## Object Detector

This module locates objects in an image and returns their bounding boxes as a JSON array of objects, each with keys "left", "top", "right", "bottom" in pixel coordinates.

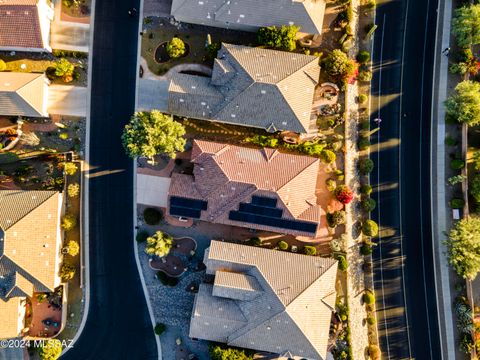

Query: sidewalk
[{"left": 431, "top": 0, "right": 457, "bottom": 358}]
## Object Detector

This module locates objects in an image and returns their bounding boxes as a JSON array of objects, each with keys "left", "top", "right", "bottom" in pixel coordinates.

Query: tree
[
  {"left": 60, "top": 262, "right": 76, "bottom": 281},
  {"left": 452, "top": 4, "right": 480, "bottom": 48},
  {"left": 37, "top": 339, "right": 62, "bottom": 360},
  {"left": 362, "top": 219, "right": 379, "bottom": 237},
  {"left": 143, "top": 207, "right": 163, "bottom": 225},
  {"left": 323, "top": 49, "right": 358, "bottom": 80},
  {"left": 357, "top": 69, "right": 372, "bottom": 82},
  {"left": 257, "top": 25, "right": 299, "bottom": 51},
  {"left": 62, "top": 162, "right": 78, "bottom": 175},
  {"left": 335, "top": 185, "right": 354, "bottom": 204},
  {"left": 145, "top": 231, "right": 173, "bottom": 257},
  {"left": 278, "top": 240, "right": 289, "bottom": 250},
  {"left": 445, "top": 216, "right": 480, "bottom": 280},
  {"left": 361, "top": 184, "right": 373, "bottom": 195},
  {"left": 471, "top": 173, "right": 480, "bottom": 203},
  {"left": 472, "top": 151, "right": 480, "bottom": 170},
  {"left": 0, "top": 59, "right": 6, "bottom": 72},
  {"left": 362, "top": 290, "right": 375, "bottom": 305},
  {"left": 166, "top": 37, "right": 186, "bottom": 59},
  {"left": 122, "top": 110, "right": 186, "bottom": 160},
  {"left": 327, "top": 210, "right": 346, "bottom": 227},
  {"left": 303, "top": 245, "right": 317, "bottom": 255},
  {"left": 209, "top": 345, "right": 254, "bottom": 360},
  {"left": 136, "top": 230, "right": 149, "bottom": 243},
  {"left": 61, "top": 213, "right": 77, "bottom": 231},
  {"left": 450, "top": 49, "right": 480, "bottom": 76},
  {"left": 54, "top": 58, "right": 75, "bottom": 82},
  {"left": 320, "top": 149, "right": 336, "bottom": 164},
  {"left": 154, "top": 323, "right": 166, "bottom": 335},
  {"left": 356, "top": 50, "right": 371, "bottom": 64},
  {"left": 445, "top": 81, "right": 480, "bottom": 125},
  {"left": 361, "top": 197, "right": 376, "bottom": 212},
  {"left": 358, "top": 158, "right": 374, "bottom": 174},
  {"left": 67, "top": 183, "right": 80, "bottom": 198},
  {"left": 64, "top": 240, "right": 79, "bottom": 256}
]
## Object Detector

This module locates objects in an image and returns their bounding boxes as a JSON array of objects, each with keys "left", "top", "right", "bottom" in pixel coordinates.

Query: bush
[
  {"left": 361, "top": 197, "right": 376, "bottom": 212},
  {"left": 0, "top": 59, "right": 6, "bottom": 72},
  {"left": 367, "top": 315, "right": 377, "bottom": 325},
  {"left": 450, "top": 198, "right": 465, "bottom": 209},
  {"left": 358, "top": 69, "right": 373, "bottom": 82},
  {"left": 470, "top": 173, "right": 480, "bottom": 203},
  {"left": 257, "top": 25, "right": 299, "bottom": 51},
  {"left": 362, "top": 220, "right": 379, "bottom": 237},
  {"left": 445, "top": 136, "right": 457, "bottom": 146},
  {"left": 303, "top": 245, "right": 317, "bottom": 256},
  {"left": 67, "top": 183, "right": 80, "bottom": 198},
  {"left": 326, "top": 178, "right": 337, "bottom": 192},
  {"left": 360, "top": 243, "right": 373, "bottom": 255},
  {"left": 323, "top": 49, "right": 358, "bottom": 80},
  {"left": 205, "top": 42, "right": 221, "bottom": 61},
  {"left": 356, "top": 50, "right": 371, "bottom": 64},
  {"left": 320, "top": 149, "right": 336, "bottom": 164},
  {"left": 368, "top": 345, "right": 381, "bottom": 360},
  {"left": 154, "top": 323, "right": 166, "bottom": 335},
  {"left": 278, "top": 240, "right": 289, "bottom": 251},
  {"left": 358, "top": 136, "right": 371, "bottom": 151},
  {"left": 60, "top": 262, "right": 76, "bottom": 281},
  {"left": 358, "top": 158, "right": 374, "bottom": 174},
  {"left": 143, "top": 207, "right": 162, "bottom": 225},
  {"left": 37, "top": 339, "right": 62, "bottom": 360},
  {"left": 63, "top": 162, "right": 78, "bottom": 175},
  {"left": 59, "top": 132, "right": 69, "bottom": 140},
  {"left": 246, "top": 237, "right": 261, "bottom": 246},
  {"left": 61, "top": 214, "right": 77, "bottom": 231},
  {"left": 209, "top": 345, "right": 254, "bottom": 360},
  {"left": 451, "top": 159, "right": 465, "bottom": 170},
  {"left": 361, "top": 184, "right": 373, "bottom": 195},
  {"left": 336, "top": 185, "right": 354, "bottom": 204},
  {"left": 363, "top": 290, "right": 375, "bottom": 305},
  {"left": 358, "top": 93, "right": 368, "bottom": 104},
  {"left": 338, "top": 255, "right": 348, "bottom": 271},
  {"left": 54, "top": 58, "right": 75, "bottom": 82},
  {"left": 65, "top": 240, "right": 79, "bottom": 256},
  {"left": 136, "top": 230, "right": 149, "bottom": 243},
  {"left": 145, "top": 231, "right": 173, "bottom": 257},
  {"left": 166, "top": 37, "right": 186, "bottom": 59},
  {"left": 327, "top": 210, "right": 346, "bottom": 227}
]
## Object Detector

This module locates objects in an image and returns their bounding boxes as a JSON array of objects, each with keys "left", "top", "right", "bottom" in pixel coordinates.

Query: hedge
[{"left": 143, "top": 208, "right": 163, "bottom": 225}]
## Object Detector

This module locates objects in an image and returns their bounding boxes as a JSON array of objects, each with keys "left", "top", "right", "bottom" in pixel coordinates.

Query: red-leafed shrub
[{"left": 335, "top": 185, "right": 354, "bottom": 204}]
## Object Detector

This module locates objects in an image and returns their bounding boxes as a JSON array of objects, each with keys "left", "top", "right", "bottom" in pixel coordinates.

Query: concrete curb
[{"left": 60, "top": 0, "right": 95, "bottom": 353}]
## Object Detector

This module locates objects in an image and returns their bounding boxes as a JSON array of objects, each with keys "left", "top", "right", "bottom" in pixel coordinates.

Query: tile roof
[
  {"left": 0, "top": 297, "right": 22, "bottom": 339},
  {"left": 171, "top": 0, "right": 326, "bottom": 34},
  {"left": 168, "top": 44, "right": 320, "bottom": 133},
  {"left": 0, "top": 0, "right": 45, "bottom": 49},
  {"left": 189, "top": 241, "right": 338, "bottom": 360},
  {"left": 168, "top": 140, "right": 325, "bottom": 237},
  {"left": 0, "top": 72, "right": 48, "bottom": 117}
]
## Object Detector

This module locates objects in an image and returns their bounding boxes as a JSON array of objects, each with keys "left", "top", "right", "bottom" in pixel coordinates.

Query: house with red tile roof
[
  {"left": 167, "top": 140, "right": 328, "bottom": 238},
  {"left": 0, "top": 0, "right": 54, "bottom": 52}
]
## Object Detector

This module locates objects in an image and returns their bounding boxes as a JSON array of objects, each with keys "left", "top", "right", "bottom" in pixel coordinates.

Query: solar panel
[
  {"left": 238, "top": 203, "right": 283, "bottom": 218},
  {"left": 229, "top": 211, "right": 317, "bottom": 234},
  {"left": 170, "top": 206, "right": 201, "bottom": 219},
  {"left": 170, "top": 196, "right": 208, "bottom": 210},
  {"left": 251, "top": 195, "right": 277, "bottom": 208}
]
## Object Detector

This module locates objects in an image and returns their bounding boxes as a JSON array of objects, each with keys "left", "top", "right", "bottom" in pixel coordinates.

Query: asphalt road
[
  {"left": 60, "top": 0, "right": 158, "bottom": 359},
  {"left": 371, "top": 0, "right": 441, "bottom": 359}
]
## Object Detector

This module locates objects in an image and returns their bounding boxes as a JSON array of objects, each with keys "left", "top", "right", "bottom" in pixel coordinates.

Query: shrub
[
  {"left": 209, "top": 345, "right": 254, "bottom": 360},
  {"left": 362, "top": 220, "right": 379, "bottom": 237},
  {"left": 320, "top": 149, "right": 336, "bottom": 164},
  {"left": 327, "top": 210, "right": 346, "bottom": 227},
  {"left": 143, "top": 207, "right": 162, "bottom": 225},
  {"left": 145, "top": 231, "right": 173, "bottom": 257},
  {"left": 37, "top": 339, "right": 62, "bottom": 360},
  {"left": 246, "top": 237, "right": 261, "bottom": 246},
  {"left": 303, "top": 245, "right": 317, "bottom": 256},
  {"left": 60, "top": 262, "right": 76, "bottom": 281},
  {"left": 67, "top": 183, "right": 80, "bottom": 198},
  {"left": 361, "top": 184, "right": 373, "bottom": 195},
  {"left": 205, "top": 42, "right": 221, "bottom": 61},
  {"left": 278, "top": 240, "right": 289, "bottom": 251},
  {"left": 360, "top": 243, "right": 373, "bottom": 255},
  {"left": 0, "top": 59, "right": 6, "bottom": 72},
  {"left": 367, "top": 315, "right": 377, "bottom": 325},
  {"left": 445, "top": 136, "right": 457, "bottom": 146},
  {"left": 154, "top": 323, "right": 166, "bottom": 335},
  {"left": 336, "top": 185, "right": 354, "bottom": 204},
  {"left": 59, "top": 132, "right": 69, "bottom": 140},
  {"left": 65, "top": 240, "right": 79, "bottom": 256},
  {"left": 358, "top": 93, "right": 368, "bottom": 104},
  {"left": 61, "top": 214, "right": 77, "bottom": 231},
  {"left": 338, "top": 255, "right": 348, "bottom": 271},
  {"left": 361, "top": 197, "right": 376, "bottom": 212},
  {"left": 368, "top": 344, "right": 381, "bottom": 360},
  {"left": 363, "top": 290, "right": 375, "bottom": 305},
  {"left": 323, "top": 49, "right": 358, "bottom": 80},
  {"left": 326, "top": 178, "right": 337, "bottom": 192},
  {"left": 450, "top": 198, "right": 465, "bottom": 209},
  {"left": 136, "top": 230, "right": 149, "bottom": 243},
  {"left": 358, "top": 158, "right": 374, "bottom": 174},
  {"left": 62, "top": 162, "right": 78, "bottom": 175},
  {"left": 470, "top": 173, "right": 480, "bottom": 203},
  {"left": 358, "top": 136, "right": 371, "bottom": 150},
  {"left": 166, "top": 37, "right": 186, "bottom": 59},
  {"left": 356, "top": 50, "right": 371, "bottom": 64},
  {"left": 451, "top": 159, "right": 465, "bottom": 170},
  {"left": 257, "top": 25, "right": 299, "bottom": 51},
  {"left": 54, "top": 58, "right": 75, "bottom": 82},
  {"left": 358, "top": 69, "right": 373, "bottom": 82}
]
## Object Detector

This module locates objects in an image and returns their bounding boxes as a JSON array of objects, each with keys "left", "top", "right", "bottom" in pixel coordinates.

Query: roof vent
[{"left": 266, "top": 326, "right": 271, "bottom": 330}]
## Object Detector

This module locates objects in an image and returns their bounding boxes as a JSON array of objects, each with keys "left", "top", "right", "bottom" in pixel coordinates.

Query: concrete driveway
[
  {"left": 137, "top": 78, "right": 169, "bottom": 112},
  {"left": 47, "top": 85, "right": 87, "bottom": 117},
  {"left": 143, "top": 0, "right": 172, "bottom": 17},
  {"left": 0, "top": 347, "right": 24, "bottom": 360},
  {"left": 50, "top": 0, "right": 90, "bottom": 52},
  {"left": 137, "top": 173, "right": 171, "bottom": 208}
]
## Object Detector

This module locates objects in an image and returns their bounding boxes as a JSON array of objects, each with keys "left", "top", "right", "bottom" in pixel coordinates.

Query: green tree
[
  {"left": 445, "top": 81, "right": 480, "bottom": 125},
  {"left": 362, "top": 219, "right": 378, "bottom": 237},
  {"left": 356, "top": 50, "right": 371, "bottom": 64},
  {"left": 209, "top": 345, "right": 254, "bottom": 360},
  {"left": 450, "top": 49, "right": 479, "bottom": 76},
  {"left": 472, "top": 151, "right": 480, "bottom": 170},
  {"left": 257, "top": 25, "right": 300, "bottom": 51},
  {"left": 446, "top": 216, "right": 480, "bottom": 280},
  {"left": 54, "top": 58, "right": 75, "bottom": 82},
  {"left": 320, "top": 149, "right": 336, "bottom": 164},
  {"left": 61, "top": 213, "right": 77, "bottom": 231},
  {"left": 472, "top": 173, "right": 480, "bottom": 204},
  {"left": 323, "top": 49, "right": 357, "bottom": 80},
  {"left": 358, "top": 158, "right": 374, "bottom": 174},
  {"left": 64, "top": 240, "right": 79, "bottom": 257},
  {"left": 122, "top": 110, "right": 186, "bottom": 160},
  {"left": 145, "top": 231, "right": 173, "bottom": 257},
  {"left": 452, "top": 4, "right": 480, "bottom": 48},
  {"left": 37, "top": 339, "right": 62, "bottom": 360},
  {"left": 60, "top": 262, "right": 76, "bottom": 281},
  {"left": 0, "top": 59, "right": 6, "bottom": 72},
  {"left": 166, "top": 37, "right": 186, "bottom": 59},
  {"left": 361, "top": 197, "right": 376, "bottom": 212},
  {"left": 363, "top": 290, "right": 375, "bottom": 305}
]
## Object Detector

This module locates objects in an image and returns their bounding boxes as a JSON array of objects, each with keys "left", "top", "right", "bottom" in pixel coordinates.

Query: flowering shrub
[{"left": 335, "top": 185, "right": 354, "bottom": 204}]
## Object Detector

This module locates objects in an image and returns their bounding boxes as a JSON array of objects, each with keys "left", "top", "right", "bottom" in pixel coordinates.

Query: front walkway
[
  {"left": 47, "top": 85, "right": 88, "bottom": 117},
  {"left": 50, "top": 0, "right": 90, "bottom": 52}
]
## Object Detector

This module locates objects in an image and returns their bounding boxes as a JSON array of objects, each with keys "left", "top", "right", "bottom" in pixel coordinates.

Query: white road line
[{"left": 376, "top": 13, "right": 391, "bottom": 360}]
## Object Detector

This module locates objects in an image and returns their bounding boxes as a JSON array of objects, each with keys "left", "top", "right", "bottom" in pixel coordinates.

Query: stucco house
[
  {"left": 0, "top": 72, "right": 49, "bottom": 117},
  {"left": 190, "top": 240, "right": 338, "bottom": 360},
  {"left": 171, "top": 0, "right": 326, "bottom": 34},
  {"left": 168, "top": 43, "right": 320, "bottom": 134},
  {"left": 167, "top": 140, "right": 328, "bottom": 238},
  {"left": 0, "top": 190, "right": 63, "bottom": 339},
  {"left": 0, "top": 0, "right": 54, "bottom": 53}
]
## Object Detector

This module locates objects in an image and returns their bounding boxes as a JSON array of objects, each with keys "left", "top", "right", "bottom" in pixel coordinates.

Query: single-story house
[
  {"left": 0, "top": 72, "right": 49, "bottom": 117},
  {"left": 0, "top": 0, "right": 54, "bottom": 53},
  {"left": 168, "top": 43, "right": 320, "bottom": 134},
  {"left": 171, "top": 0, "right": 326, "bottom": 34},
  {"left": 189, "top": 240, "right": 338, "bottom": 360},
  {"left": 0, "top": 190, "right": 63, "bottom": 339},
  {"left": 167, "top": 140, "right": 328, "bottom": 238}
]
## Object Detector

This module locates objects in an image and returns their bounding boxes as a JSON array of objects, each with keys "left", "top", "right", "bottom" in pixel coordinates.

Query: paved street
[
  {"left": 371, "top": 0, "right": 441, "bottom": 359},
  {"left": 60, "top": 0, "right": 158, "bottom": 358}
]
